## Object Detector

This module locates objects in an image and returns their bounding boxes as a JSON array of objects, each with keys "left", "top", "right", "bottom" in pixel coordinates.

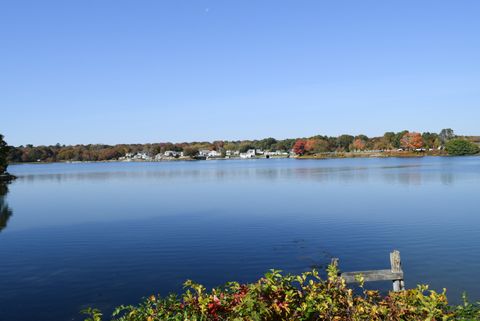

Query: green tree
[
  {"left": 239, "top": 143, "right": 254, "bottom": 153},
  {"left": 336, "top": 135, "right": 354, "bottom": 151},
  {"left": 355, "top": 134, "right": 369, "bottom": 142},
  {"left": 439, "top": 128, "right": 455, "bottom": 145},
  {"left": 422, "top": 132, "right": 440, "bottom": 149},
  {"left": 258, "top": 137, "right": 277, "bottom": 150},
  {"left": 183, "top": 146, "right": 199, "bottom": 157},
  {"left": 0, "top": 135, "right": 10, "bottom": 175},
  {"left": 272, "top": 139, "right": 295, "bottom": 151},
  {"left": 393, "top": 130, "right": 408, "bottom": 149},
  {"left": 223, "top": 142, "right": 238, "bottom": 151},
  {"left": 445, "top": 139, "right": 479, "bottom": 156},
  {"left": 382, "top": 132, "right": 396, "bottom": 149}
]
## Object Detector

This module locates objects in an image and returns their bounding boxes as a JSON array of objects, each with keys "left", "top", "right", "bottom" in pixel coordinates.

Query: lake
[{"left": 1, "top": 157, "right": 480, "bottom": 321}]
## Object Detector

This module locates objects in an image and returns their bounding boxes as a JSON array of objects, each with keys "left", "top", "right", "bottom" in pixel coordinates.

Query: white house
[
  {"left": 240, "top": 149, "right": 256, "bottom": 159},
  {"left": 134, "top": 152, "right": 152, "bottom": 160},
  {"left": 164, "top": 151, "right": 180, "bottom": 157},
  {"left": 264, "top": 150, "right": 288, "bottom": 156},
  {"left": 226, "top": 150, "right": 240, "bottom": 156},
  {"left": 207, "top": 150, "right": 222, "bottom": 158}
]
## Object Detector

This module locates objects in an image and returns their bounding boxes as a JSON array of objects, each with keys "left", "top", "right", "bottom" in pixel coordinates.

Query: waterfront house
[
  {"left": 164, "top": 151, "right": 181, "bottom": 157},
  {"left": 226, "top": 150, "right": 240, "bottom": 156},
  {"left": 207, "top": 150, "right": 222, "bottom": 158},
  {"left": 240, "top": 149, "right": 256, "bottom": 159}
]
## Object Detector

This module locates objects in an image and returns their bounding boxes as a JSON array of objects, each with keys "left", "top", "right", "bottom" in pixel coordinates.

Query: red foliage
[{"left": 293, "top": 140, "right": 307, "bottom": 155}]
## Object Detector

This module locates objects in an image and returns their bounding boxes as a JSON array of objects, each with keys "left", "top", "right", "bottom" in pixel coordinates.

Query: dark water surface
[{"left": 1, "top": 157, "right": 479, "bottom": 321}]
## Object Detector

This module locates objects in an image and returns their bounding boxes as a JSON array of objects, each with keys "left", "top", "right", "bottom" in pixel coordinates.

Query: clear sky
[{"left": 1, "top": 0, "right": 480, "bottom": 146}]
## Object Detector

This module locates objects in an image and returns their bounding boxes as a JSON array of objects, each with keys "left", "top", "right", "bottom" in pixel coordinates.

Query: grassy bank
[{"left": 82, "top": 265, "right": 480, "bottom": 321}]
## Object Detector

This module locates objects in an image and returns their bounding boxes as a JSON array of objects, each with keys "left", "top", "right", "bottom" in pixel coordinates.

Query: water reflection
[
  {"left": 12, "top": 164, "right": 469, "bottom": 186},
  {"left": 0, "top": 182, "right": 13, "bottom": 233}
]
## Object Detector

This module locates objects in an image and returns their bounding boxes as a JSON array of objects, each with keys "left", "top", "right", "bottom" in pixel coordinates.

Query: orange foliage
[
  {"left": 400, "top": 132, "right": 424, "bottom": 150},
  {"left": 352, "top": 138, "right": 366, "bottom": 151},
  {"left": 304, "top": 139, "right": 316, "bottom": 152}
]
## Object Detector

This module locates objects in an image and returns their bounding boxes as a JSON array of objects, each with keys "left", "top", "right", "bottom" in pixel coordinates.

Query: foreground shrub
[
  {"left": 83, "top": 265, "right": 480, "bottom": 321},
  {"left": 445, "top": 139, "right": 480, "bottom": 156}
]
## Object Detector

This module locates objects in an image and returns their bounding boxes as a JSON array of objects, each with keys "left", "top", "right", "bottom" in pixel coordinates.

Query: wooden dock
[{"left": 333, "top": 250, "right": 405, "bottom": 291}]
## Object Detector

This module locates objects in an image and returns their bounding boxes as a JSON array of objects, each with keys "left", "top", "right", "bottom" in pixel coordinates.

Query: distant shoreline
[{"left": 9, "top": 150, "right": 477, "bottom": 167}]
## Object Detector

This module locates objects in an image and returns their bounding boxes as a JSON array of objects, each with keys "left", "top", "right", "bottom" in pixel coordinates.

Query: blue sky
[{"left": 1, "top": 0, "right": 480, "bottom": 146}]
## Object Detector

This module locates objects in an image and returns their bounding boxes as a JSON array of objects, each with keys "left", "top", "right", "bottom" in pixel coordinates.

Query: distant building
[
  {"left": 164, "top": 151, "right": 180, "bottom": 157},
  {"left": 122, "top": 152, "right": 152, "bottom": 161},
  {"left": 226, "top": 150, "right": 240, "bottom": 156},
  {"left": 240, "top": 149, "right": 256, "bottom": 159},
  {"left": 207, "top": 150, "right": 222, "bottom": 158},
  {"left": 197, "top": 150, "right": 222, "bottom": 158},
  {"left": 264, "top": 150, "right": 289, "bottom": 156}
]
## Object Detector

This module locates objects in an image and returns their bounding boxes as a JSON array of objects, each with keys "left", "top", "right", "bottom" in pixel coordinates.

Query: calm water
[{"left": 1, "top": 157, "right": 480, "bottom": 321}]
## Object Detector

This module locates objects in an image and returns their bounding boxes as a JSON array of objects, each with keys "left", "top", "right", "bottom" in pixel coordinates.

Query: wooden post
[{"left": 390, "top": 250, "right": 405, "bottom": 291}]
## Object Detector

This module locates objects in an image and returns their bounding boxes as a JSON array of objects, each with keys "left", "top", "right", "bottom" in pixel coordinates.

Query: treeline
[
  {"left": 6, "top": 128, "right": 480, "bottom": 163},
  {"left": 7, "top": 138, "right": 296, "bottom": 163},
  {"left": 293, "top": 129, "right": 459, "bottom": 155}
]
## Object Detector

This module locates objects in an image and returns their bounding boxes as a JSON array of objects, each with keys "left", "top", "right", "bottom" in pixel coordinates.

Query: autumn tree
[
  {"left": 293, "top": 140, "right": 307, "bottom": 155},
  {"left": 400, "top": 132, "right": 424, "bottom": 150},
  {"left": 351, "top": 139, "right": 365, "bottom": 151},
  {"left": 304, "top": 138, "right": 329, "bottom": 154}
]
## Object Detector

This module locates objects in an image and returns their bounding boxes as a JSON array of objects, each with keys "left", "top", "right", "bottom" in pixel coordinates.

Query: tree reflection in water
[{"left": 0, "top": 182, "right": 12, "bottom": 233}]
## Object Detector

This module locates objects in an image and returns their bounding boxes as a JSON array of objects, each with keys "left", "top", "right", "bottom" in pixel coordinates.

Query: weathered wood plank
[
  {"left": 332, "top": 250, "right": 405, "bottom": 291},
  {"left": 390, "top": 250, "right": 405, "bottom": 291},
  {"left": 341, "top": 269, "right": 404, "bottom": 283}
]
